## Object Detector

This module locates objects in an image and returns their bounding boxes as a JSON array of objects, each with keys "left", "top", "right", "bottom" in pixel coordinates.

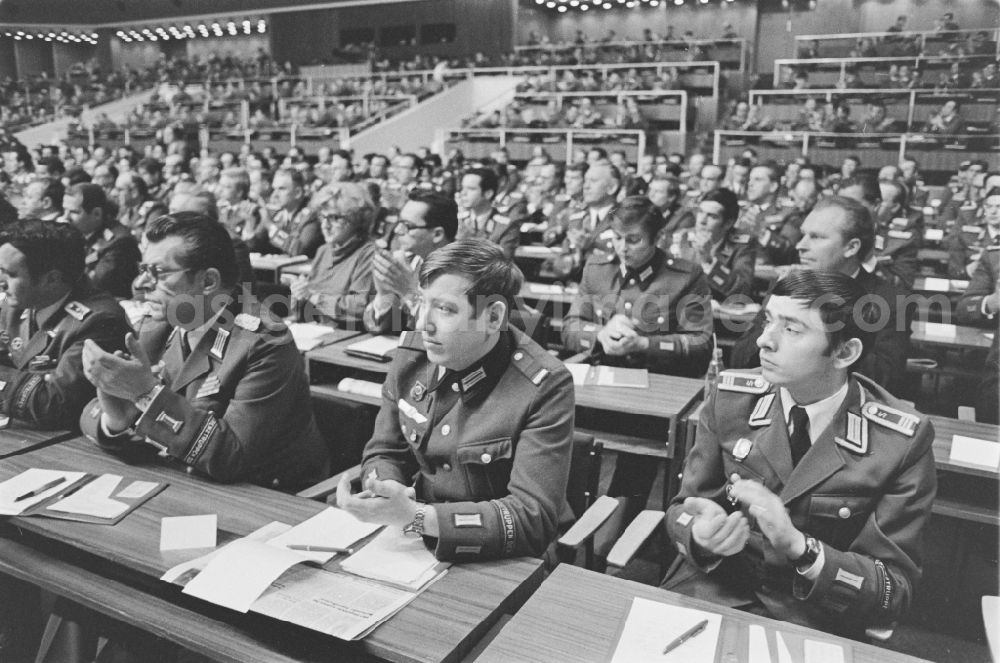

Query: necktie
[
  {"left": 789, "top": 405, "right": 811, "bottom": 466},
  {"left": 179, "top": 331, "right": 192, "bottom": 360}
]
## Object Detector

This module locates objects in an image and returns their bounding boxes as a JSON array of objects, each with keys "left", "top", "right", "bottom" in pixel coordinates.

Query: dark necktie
[{"left": 789, "top": 405, "right": 811, "bottom": 466}]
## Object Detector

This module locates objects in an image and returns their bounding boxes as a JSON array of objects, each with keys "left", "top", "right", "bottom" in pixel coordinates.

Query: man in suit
[
  {"left": 0, "top": 219, "right": 131, "bottom": 431},
  {"left": 455, "top": 167, "right": 520, "bottom": 260},
  {"left": 730, "top": 196, "right": 910, "bottom": 395},
  {"left": 62, "top": 183, "right": 140, "bottom": 299},
  {"left": 337, "top": 239, "right": 574, "bottom": 562},
  {"left": 664, "top": 270, "right": 937, "bottom": 638},
  {"left": 80, "top": 212, "right": 328, "bottom": 491}
]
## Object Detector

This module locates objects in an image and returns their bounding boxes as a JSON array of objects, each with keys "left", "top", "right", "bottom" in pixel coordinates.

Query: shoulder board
[
  {"left": 717, "top": 371, "right": 770, "bottom": 394},
  {"left": 139, "top": 200, "right": 156, "bottom": 213},
  {"left": 103, "top": 228, "right": 115, "bottom": 242},
  {"left": 509, "top": 342, "right": 551, "bottom": 386},
  {"left": 509, "top": 191, "right": 524, "bottom": 200},
  {"left": 233, "top": 313, "right": 261, "bottom": 332},
  {"left": 64, "top": 301, "right": 91, "bottom": 321},
  {"left": 493, "top": 214, "right": 510, "bottom": 225},
  {"left": 664, "top": 256, "right": 693, "bottom": 272},
  {"left": 398, "top": 330, "right": 424, "bottom": 350},
  {"left": 861, "top": 402, "right": 919, "bottom": 437}
]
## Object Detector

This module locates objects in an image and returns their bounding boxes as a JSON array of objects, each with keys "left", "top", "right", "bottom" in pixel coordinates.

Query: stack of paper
[
  {"left": 344, "top": 335, "right": 399, "bottom": 362},
  {"left": 610, "top": 598, "right": 721, "bottom": 663},
  {"left": 47, "top": 474, "right": 128, "bottom": 520},
  {"left": 266, "top": 507, "right": 381, "bottom": 563},
  {"left": 565, "top": 364, "right": 650, "bottom": 389},
  {"left": 288, "top": 322, "right": 337, "bottom": 351},
  {"left": 340, "top": 526, "right": 448, "bottom": 591}
]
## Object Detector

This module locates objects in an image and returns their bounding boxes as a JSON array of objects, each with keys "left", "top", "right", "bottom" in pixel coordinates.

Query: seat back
[{"left": 565, "top": 432, "right": 603, "bottom": 520}]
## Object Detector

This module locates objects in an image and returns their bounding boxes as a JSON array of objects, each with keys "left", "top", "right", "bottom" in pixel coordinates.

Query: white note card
[
  {"left": 922, "top": 277, "right": 950, "bottom": 292},
  {"left": 950, "top": 435, "right": 1000, "bottom": 470},
  {"left": 923, "top": 322, "right": 957, "bottom": 339},
  {"left": 804, "top": 639, "right": 845, "bottom": 663},
  {"left": 266, "top": 507, "right": 381, "bottom": 563},
  {"left": 183, "top": 538, "right": 306, "bottom": 612},
  {"left": 160, "top": 514, "right": 218, "bottom": 551},
  {"left": 609, "top": 597, "right": 721, "bottom": 663}
]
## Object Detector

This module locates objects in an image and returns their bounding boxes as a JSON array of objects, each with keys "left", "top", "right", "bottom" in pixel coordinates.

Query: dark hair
[
  {"left": 274, "top": 167, "right": 305, "bottom": 190},
  {"left": 702, "top": 188, "right": 740, "bottom": 225},
  {"left": 145, "top": 212, "right": 238, "bottom": 288},
  {"left": 419, "top": 238, "right": 523, "bottom": 321},
  {"left": 566, "top": 161, "right": 588, "bottom": 177},
  {"left": 1, "top": 219, "right": 85, "bottom": 282},
  {"left": 463, "top": 167, "right": 498, "bottom": 198},
  {"left": 771, "top": 269, "right": 874, "bottom": 365},
  {"left": 37, "top": 155, "right": 65, "bottom": 176},
  {"left": 984, "top": 186, "right": 1000, "bottom": 200},
  {"left": 810, "top": 196, "right": 876, "bottom": 259},
  {"left": 408, "top": 189, "right": 458, "bottom": 240},
  {"left": 880, "top": 179, "right": 908, "bottom": 209},
  {"left": 587, "top": 147, "right": 608, "bottom": 160},
  {"left": 123, "top": 172, "right": 149, "bottom": 199},
  {"left": 137, "top": 157, "right": 163, "bottom": 176},
  {"left": 67, "top": 183, "right": 108, "bottom": 216},
  {"left": 34, "top": 177, "right": 65, "bottom": 212},
  {"left": 398, "top": 153, "right": 423, "bottom": 173},
  {"left": 64, "top": 166, "right": 91, "bottom": 186},
  {"left": 608, "top": 195, "right": 666, "bottom": 241},
  {"left": 753, "top": 161, "right": 781, "bottom": 183},
  {"left": 839, "top": 175, "right": 880, "bottom": 205}
]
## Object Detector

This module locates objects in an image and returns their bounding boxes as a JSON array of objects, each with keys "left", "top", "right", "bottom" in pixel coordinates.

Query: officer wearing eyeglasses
[
  {"left": 79, "top": 211, "right": 329, "bottom": 490},
  {"left": 364, "top": 189, "right": 458, "bottom": 335}
]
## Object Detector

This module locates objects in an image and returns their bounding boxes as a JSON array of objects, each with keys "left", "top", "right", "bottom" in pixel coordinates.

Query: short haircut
[
  {"left": 137, "top": 157, "right": 163, "bottom": 176},
  {"left": 145, "top": 212, "right": 238, "bottom": 288},
  {"left": 409, "top": 189, "right": 458, "bottom": 240},
  {"left": 588, "top": 147, "right": 608, "bottom": 160},
  {"left": 37, "top": 177, "right": 66, "bottom": 210},
  {"left": 67, "top": 183, "right": 108, "bottom": 215},
  {"left": 220, "top": 167, "right": 250, "bottom": 198},
  {"left": 839, "top": 175, "right": 880, "bottom": 205},
  {"left": 880, "top": 179, "right": 908, "bottom": 208},
  {"left": 399, "top": 153, "right": 423, "bottom": 173},
  {"left": 650, "top": 173, "right": 681, "bottom": 196},
  {"left": 419, "top": 238, "right": 523, "bottom": 321},
  {"left": 64, "top": 166, "right": 91, "bottom": 186},
  {"left": 37, "top": 155, "right": 65, "bottom": 175},
  {"left": 566, "top": 161, "right": 588, "bottom": 177},
  {"left": 609, "top": 195, "right": 666, "bottom": 241},
  {"left": 122, "top": 172, "right": 149, "bottom": 199},
  {"left": 772, "top": 269, "right": 874, "bottom": 365},
  {"left": 702, "top": 188, "right": 740, "bottom": 225},
  {"left": 983, "top": 186, "right": 1000, "bottom": 200},
  {"left": 754, "top": 161, "right": 781, "bottom": 182},
  {"left": 811, "top": 196, "right": 876, "bottom": 259},
  {"left": 464, "top": 167, "right": 498, "bottom": 197},
  {"left": 1, "top": 219, "right": 85, "bottom": 283},
  {"left": 274, "top": 167, "right": 305, "bottom": 190}
]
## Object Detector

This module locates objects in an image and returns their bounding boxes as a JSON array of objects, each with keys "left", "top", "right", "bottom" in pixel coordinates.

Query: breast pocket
[
  {"left": 455, "top": 437, "right": 513, "bottom": 499},
  {"left": 806, "top": 494, "right": 874, "bottom": 551}
]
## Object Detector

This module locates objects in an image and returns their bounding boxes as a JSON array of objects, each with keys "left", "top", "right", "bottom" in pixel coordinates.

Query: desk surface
[
  {"left": 911, "top": 321, "right": 994, "bottom": 350},
  {"left": 0, "top": 437, "right": 544, "bottom": 663},
  {"left": 0, "top": 426, "right": 74, "bottom": 459},
  {"left": 474, "top": 564, "right": 930, "bottom": 663},
  {"left": 928, "top": 415, "right": 1000, "bottom": 479}
]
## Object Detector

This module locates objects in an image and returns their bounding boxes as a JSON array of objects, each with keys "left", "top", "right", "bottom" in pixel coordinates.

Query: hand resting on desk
[{"left": 336, "top": 472, "right": 439, "bottom": 536}]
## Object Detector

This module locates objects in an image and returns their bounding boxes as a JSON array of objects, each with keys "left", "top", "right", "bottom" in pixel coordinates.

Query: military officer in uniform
[
  {"left": 456, "top": 167, "right": 520, "bottom": 260},
  {"left": 841, "top": 177, "right": 920, "bottom": 290},
  {"left": 956, "top": 192, "right": 1000, "bottom": 329},
  {"left": 337, "top": 239, "right": 574, "bottom": 562},
  {"left": 562, "top": 195, "right": 714, "bottom": 377},
  {"left": 663, "top": 270, "right": 936, "bottom": 638},
  {"left": 0, "top": 219, "right": 131, "bottom": 430},
  {"left": 945, "top": 186, "right": 1000, "bottom": 279},
  {"left": 62, "top": 183, "right": 141, "bottom": 299},
  {"left": 80, "top": 212, "right": 328, "bottom": 490},
  {"left": 254, "top": 168, "right": 322, "bottom": 259},
  {"left": 755, "top": 179, "right": 817, "bottom": 267}
]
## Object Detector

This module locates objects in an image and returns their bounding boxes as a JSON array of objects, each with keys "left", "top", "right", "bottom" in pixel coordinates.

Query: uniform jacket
[
  {"left": 663, "top": 370, "right": 936, "bottom": 637},
  {"left": 704, "top": 232, "right": 757, "bottom": 302},
  {"left": 956, "top": 245, "right": 999, "bottom": 327},
  {"left": 298, "top": 238, "right": 376, "bottom": 328},
  {"left": 872, "top": 209, "right": 922, "bottom": 289},
  {"left": 456, "top": 208, "right": 521, "bottom": 260},
  {"left": 730, "top": 268, "right": 911, "bottom": 395},
  {"left": 757, "top": 207, "right": 806, "bottom": 266},
  {"left": 542, "top": 203, "right": 616, "bottom": 282},
  {"left": 361, "top": 327, "right": 574, "bottom": 563},
  {"left": 85, "top": 224, "right": 141, "bottom": 299},
  {"left": 0, "top": 281, "right": 131, "bottom": 430},
  {"left": 562, "top": 249, "right": 714, "bottom": 377},
  {"left": 258, "top": 203, "right": 323, "bottom": 259},
  {"left": 81, "top": 296, "right": 329, "bottom": 490},
  {"left": 944, "top": 224, "right": 998, "bottom": 280},
  {"left": 219, "top": 199, "right": 266, "bottom": 241}
]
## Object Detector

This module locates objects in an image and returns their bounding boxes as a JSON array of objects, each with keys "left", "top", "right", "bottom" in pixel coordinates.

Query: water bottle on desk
[{"left": 704, "top": 337, "right": 724, "bottom": 397}]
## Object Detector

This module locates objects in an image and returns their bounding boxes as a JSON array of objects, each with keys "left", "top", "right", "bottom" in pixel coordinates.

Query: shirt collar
[{"left": 779, "top": 381, "right": 850, "bottom": 445}]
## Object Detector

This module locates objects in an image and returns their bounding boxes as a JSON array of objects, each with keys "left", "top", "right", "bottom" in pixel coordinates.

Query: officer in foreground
[
  {"left": 663, "top": 270, "right": 936, "bottom": 638},
  {"left": 338, "top": 238, "right": 575, "bottom": 562}
]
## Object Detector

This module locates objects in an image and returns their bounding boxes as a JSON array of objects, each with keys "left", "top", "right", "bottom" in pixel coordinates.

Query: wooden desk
[
  {"left": 249, "top": 254, "right": 310, "bottom": 284},
  {"left": 911, "top": 321, "right": 994, "bottom": 351},
  {"left": 913, "top": 277, "right": 969, "bottom": 296},
  {"left": 0, "top": 426, "right": 74, "bottom": 459},
  {"left": 0, "top": 437, "right": 545, "bottom": 663},
  {"left": 474, "top": 565, "right": 930, "bottom": 663}
]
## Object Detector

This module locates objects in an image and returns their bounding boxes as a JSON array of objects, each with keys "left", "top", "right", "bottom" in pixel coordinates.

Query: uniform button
[
  {"left": 451, "top": 383, "right": 460, "bottom": 392},
  {"left": 624, "top": 302, "right": 632, "bottom": 310},
  {"left": 441, "top": 463, "right": 452, "bottom": 472},
  {"left": 271, "top": 478, "right": 281, "bottom": 488},
  {"left": 409, "top": 431, "right": 417, "bottom": 442},
  {"left": 441, "top": 424, "right": 451, "bottom": 436},
  {"left": 657, "top": 316, "right": 665, "bottom": 324},
  {"left": 513, "top": 352, "right": 523, "bottom": 360},
  {"left": 838, "top": 507, "right": 851, "bottom": 519},
  {"left": 628, "top": 278, "right": 636, "bottom": 285},
  {"left": 480, "top": 453, "right": 492, "bottom": 464}
]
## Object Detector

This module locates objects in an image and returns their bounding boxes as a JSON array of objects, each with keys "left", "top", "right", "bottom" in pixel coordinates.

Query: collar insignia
[
  {"left": 748, "top": 393, "right": 774, "bottom": 427},
  {"left": 835, "top": 411, "right": 869, "bottom": 454}
]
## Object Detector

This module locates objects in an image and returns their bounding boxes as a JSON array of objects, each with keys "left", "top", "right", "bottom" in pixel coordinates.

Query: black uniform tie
[{"left": 789, "top": 405, "right": 811, "bottom": 466}]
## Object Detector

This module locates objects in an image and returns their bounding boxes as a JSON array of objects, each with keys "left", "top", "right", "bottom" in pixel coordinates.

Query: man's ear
[
  {"left": 843, "top": 237, "right": 862, "bottom": 260},
  {"left": 832, "top": 337, "right": 863, "bottom": 369},
  {"left": 201, "top": 267, "right": 223, "bottom": 294},
  {"left": 485, "top": 299, "right": 507, "bottom": 333}
]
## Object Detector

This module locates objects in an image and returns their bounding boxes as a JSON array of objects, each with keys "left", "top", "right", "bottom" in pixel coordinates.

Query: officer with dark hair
[
  {"left": 456, "top": 167, "right": 520, "bottom": 259},
  {"left": 0, "top": 219, "right": 130, "bottom": 429},
  {"left": 664, "top": 269, "right": 936, "bottom": 638},
  {"left": 63, "top": 182, "right": 140, "bottom": 299}
]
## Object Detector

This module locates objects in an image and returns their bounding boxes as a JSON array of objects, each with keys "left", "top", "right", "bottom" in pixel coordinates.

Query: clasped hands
[
  {"left": 81, "top": 333, "right": 159, "bottom": 433},
  {"left": 336, "top": 471, "right": 418, "bottom": 528},
  {"left": 685, "top": 474, "right": 805, "bottom": 561},
  {"left": 372, "top": 250, "right": 418, "bottom": 300},
  {"left": 596, "top": 313, "right": 648, "bottom": 356}
]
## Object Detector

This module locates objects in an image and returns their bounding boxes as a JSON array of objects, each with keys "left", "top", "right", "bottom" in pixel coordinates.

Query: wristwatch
[
  {"left": 135, "top": 384, "right": 164, "bottom": 413},
  {"left": 792, "top": 533, "right": 821, "bottom": 571},
  {"left": 402, "top": 505, "right": 428, "bottom": 538}
]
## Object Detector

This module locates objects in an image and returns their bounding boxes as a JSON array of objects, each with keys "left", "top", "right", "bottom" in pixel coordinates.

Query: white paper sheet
[
  {"left": 528, "top": 283, "right": 565, "bottom": 295},
  {"left": 266, "top": 507, "right": 381, "bottom": 563},
  {"left": 339, "top": 525, "right": 446, "bottom": 590},
  {"left": 0, "top": 469, "right": 86, "bottom": 516},
  {"left": 804, "top": 639, "right": 846, "bottom": 663},
  {"left": 922, "top": 277, "right": 950, "bottom": 292},
  {"left": 564, "top": 364, "right": 649, "bottom": 388},
  {"left": 288, "top": 322, "right": 336, "bottom": 351},
  {"left": 748, "top": 624, "right": 771, "bottom": 663},
  {"left": 950, "top": 435, "right": 1000, "bottom": 470},
  {"left": 922, "top": 322, "right": 957, "bottom": 339},
  {"left": 609, "top": 597, "right": 721, "bottom": 663},
  {"left": 345, "top": 335, "right": 399, "bottom": 358},
  {"left": 160, "top": 514, "right": 218, "bottom": 551},
  {"left": 117, "top": 480, "right": 158, "bottom": 499},
  {"left": 48, "top": 474, "right": 128, "bottom": 519},
  {"left": 776, "top": 631, "right": 794, "bottom": 663},
  {"left": 182, "top": 538, "right": 307, "bottom": 612}
]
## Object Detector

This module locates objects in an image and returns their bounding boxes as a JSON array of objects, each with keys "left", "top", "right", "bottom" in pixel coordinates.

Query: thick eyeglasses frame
[
  {"left": 136, "top": 263, "right": 194, "bottom": 283},
  {"left": 394, "top": 220, "right": 431, "bottom": 234}
]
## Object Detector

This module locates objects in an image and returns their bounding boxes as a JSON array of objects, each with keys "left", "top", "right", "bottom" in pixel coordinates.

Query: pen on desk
[
  {"left": 14, "top": 478, "right": 67, "bottom": 502},
  {"left": 662, "top": 618, "right": 709, "bottom": 655},
  {"left": 286, "top": 544, "right": 353, "bottom": 554}
]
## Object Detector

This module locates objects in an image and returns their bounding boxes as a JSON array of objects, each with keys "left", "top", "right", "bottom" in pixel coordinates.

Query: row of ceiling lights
[
  {"left": 116, "top": 19, "right": 267, "bottom": 43},
  {"left": 2, "top": 30, "right": 99, "bottom": 44},
  {"left": 536, "top": 0, "right": 737, "bottom": 10}
]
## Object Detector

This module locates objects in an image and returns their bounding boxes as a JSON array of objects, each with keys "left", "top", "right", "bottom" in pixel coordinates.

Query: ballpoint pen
[
  {"left": 14, "top": 478, "right": 67, "bottom": 502},
  {"left": 662, "top": 618, "right": 709, "bottom": 655},
  {"left": 286, "top": 544, "right": 353, "bottom": 554}
]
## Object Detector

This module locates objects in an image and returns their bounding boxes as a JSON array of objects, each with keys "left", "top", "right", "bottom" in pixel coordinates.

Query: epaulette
[
  {"left": 664, "top": 255, "right": 693, "bottom": 272},
  {"left": 717, "top": 370, "right": 770, "bottom": 394},
  {"left": 861, "top": 402, "right": 920, "bottom": 437},
  {"left": 887, "top": 230, "right": 912, "bottom": 240},
  {"left": 233, "top": 313, "right": 261, "bottom": 332},
  {"left": 64, "top": 301, "right": 92, "bottom": 321},
  {"left": 509, "top": 343, "right": 552, "bottom": 386},
  {"left": 397, "top": 330, "right": 424, "bottom": 351},
  {"left": 555, "top": 193, "right": 570, "bottom": 202}
]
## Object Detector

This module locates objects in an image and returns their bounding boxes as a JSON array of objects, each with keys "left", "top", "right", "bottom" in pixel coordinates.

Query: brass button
[
  {"left": 441, "top": 424, "right": 451, "bottom": 436},
  {"left": 513, "top": 352, "right": 524, "bottom": 360},
  {"left": 451, "top": 383, "right": 460, "bottom": 392},
  {"left": 480, "top": 453, "right": 492, "bottom": 464},
  {"left": 838, "top": 507, "right": 851, "bottom": 519},
  {"left": 409, "top": 431, "right": 416, "bottom": 442},
  {"left": 624, "top": 302, "right": 632, "bottom": 310},
  {"left": 657, "top": 316, "right": 665, "bottom": 324},
  {"left": 441, "top": 463, "right": 452, "bottom": 472}
]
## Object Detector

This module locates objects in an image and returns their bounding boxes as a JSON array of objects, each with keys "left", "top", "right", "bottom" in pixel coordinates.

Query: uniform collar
[
  {"left": 617, "top": 249, "right": 664, "bottom": 288},
  {"left": 432, "top": 330, "right": 511, "bottom": 404},
  {"left": 33, "top": 291, "right": 72, "bottom": 330},
  {"left": 778, "top": 380, "right": 850, "bottom": 445}
]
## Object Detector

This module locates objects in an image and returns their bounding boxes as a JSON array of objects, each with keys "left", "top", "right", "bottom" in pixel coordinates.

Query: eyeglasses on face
[
  {"left": 394, "top": 220, "right": 431, "bottom": 234},
  {"left": 136, "top": 262, "right": 192, "bottom": 282}
]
